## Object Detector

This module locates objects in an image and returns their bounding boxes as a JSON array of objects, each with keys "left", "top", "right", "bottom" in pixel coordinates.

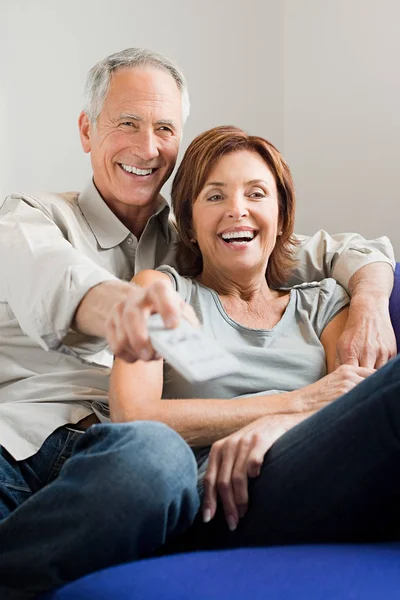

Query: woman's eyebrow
[
  {"left": 246, "top": 179, "right": 268, "bottom": 186},
  {"left": 204, "top": 181, "right": 226, "bottom": 188}
]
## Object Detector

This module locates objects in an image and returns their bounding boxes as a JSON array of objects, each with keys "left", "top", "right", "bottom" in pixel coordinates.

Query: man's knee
[{"left": 69, "top": 420, "right": 199, "bottom": 515}]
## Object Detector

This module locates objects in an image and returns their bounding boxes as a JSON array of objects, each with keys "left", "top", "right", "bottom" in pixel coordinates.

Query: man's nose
[
  {"left": 226, "top": 194, "right": 249, "bottom": 219},
  {"left": 132, "top": 130, "right": 159, "bottom": 162}
]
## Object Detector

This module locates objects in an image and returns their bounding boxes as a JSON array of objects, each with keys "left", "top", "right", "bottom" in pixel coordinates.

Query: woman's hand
[
  {"left": 202, "top": 413, "right": 308, "bottom": 531},
  {"left": 202, "top": 364, "right": 376, "bottom": 531},
  {"left": 295, "top": 364, "right": 375, "bottom": 412}
]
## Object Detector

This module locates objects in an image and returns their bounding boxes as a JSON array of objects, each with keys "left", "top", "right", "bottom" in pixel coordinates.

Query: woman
[{"left": 110, "top": 126, "right": 399, "bottom": 546}]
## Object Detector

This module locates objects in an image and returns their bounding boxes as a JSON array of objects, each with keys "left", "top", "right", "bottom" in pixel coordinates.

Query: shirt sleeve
[
  {"left": 297, "top": 279, "right": 350, "bottom": 338},
  {"left": 288, "top": 230, "right": 395, "bottom": 291},
  {"left": 0, "top": 196, "right": 118, "bottom": 352},
  {"left": 156, "top": 264, "right": 192, "bottom": 302}
]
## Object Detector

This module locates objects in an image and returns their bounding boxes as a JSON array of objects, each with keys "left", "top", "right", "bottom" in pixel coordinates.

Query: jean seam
[
  {"left": 0, "top": 482, "right": 31, "bottom": 492},
  {"left": 46, "top": 430, "right": 77, "bottom": 484}
]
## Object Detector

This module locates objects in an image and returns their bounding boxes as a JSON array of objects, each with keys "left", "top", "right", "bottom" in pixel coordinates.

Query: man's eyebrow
[
  {"left": 155, "top": 119, "right": 177, "bottom": 128},
  {"left": 118, "top": 113, "right": 142, "bottom": 121}
]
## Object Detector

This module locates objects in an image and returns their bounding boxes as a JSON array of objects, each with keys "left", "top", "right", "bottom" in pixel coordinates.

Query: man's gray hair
[{"left": 83, "top": 48, "right": 190, "bottom": 124}]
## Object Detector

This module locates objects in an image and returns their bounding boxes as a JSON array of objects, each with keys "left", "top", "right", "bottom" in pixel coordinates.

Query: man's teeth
[
  {"left": 121, "top": 164, "right": 153, "bottom": 176},
  {"left": 221, "top": 231, "right": 255, "bottom": 241}
]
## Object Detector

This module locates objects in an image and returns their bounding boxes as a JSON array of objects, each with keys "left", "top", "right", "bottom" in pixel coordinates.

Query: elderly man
[{"left": 0, "top": 48, "right": 396, "bottom": 599}]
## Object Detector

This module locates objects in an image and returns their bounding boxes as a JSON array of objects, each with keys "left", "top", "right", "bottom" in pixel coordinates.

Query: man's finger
[
  {"left": 357, "top": 348, "right": 377, "bottom": 369},
  {"left": 144, "top": 281, "right": 183, "bottom": 328},
  {"left": 335, "top": 347, "right": 359, "bottom": 368},
  {"left": 374, "top": 351, "right": 390, "bottom": 370}
]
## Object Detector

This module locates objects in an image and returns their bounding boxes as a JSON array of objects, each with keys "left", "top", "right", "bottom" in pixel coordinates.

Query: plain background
[{"left": 1, "top": 0, "right": 399, "bottom": 257}]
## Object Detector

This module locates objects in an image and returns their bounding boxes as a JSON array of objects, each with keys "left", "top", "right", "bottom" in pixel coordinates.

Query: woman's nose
[{"left": 226, "top": 195, "right": 249, "bottom": 218}]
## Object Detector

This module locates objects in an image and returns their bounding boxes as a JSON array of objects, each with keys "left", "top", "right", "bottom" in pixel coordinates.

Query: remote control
[{"left": 147, "top": 313, "right": 240, "bottom": 383}]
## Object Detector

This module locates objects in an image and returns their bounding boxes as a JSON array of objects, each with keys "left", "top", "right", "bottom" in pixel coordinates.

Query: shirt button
[{"left": 127, "top": 236, "right": 133, "bottom": 245}]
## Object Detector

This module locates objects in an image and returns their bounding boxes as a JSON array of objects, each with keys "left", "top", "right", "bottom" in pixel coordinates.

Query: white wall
[
  {"left": 2, "top": 0, "right": 399, "bottom": 257},
  {"left": 1, "top": 0, "right": 283, "bottom": 198},
  {"left": 284, "top": 0, "right": 400, "bottom": 257}
]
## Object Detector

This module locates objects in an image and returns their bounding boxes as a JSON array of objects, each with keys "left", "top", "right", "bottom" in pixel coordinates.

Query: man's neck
[
  {"left": 110, "top": 201, "right": 157, "bottom": 239},
  {"left": 94, "top": 181, "right": 160, "bottom": 239}
]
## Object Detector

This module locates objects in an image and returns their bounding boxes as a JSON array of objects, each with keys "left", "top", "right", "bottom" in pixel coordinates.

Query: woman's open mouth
[{"left": 218, "top": 229, "right": 258, "bottom": 247}]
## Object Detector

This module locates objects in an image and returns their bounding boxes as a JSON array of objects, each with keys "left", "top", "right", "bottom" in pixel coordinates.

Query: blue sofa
[{"left": 44, "top": 263, "right": 400, "bottom": 600}]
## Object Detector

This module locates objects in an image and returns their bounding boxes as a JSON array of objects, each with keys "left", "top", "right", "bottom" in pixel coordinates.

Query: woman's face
[{"left": 192, "top": 150, "right": 281, "bottom": 279}]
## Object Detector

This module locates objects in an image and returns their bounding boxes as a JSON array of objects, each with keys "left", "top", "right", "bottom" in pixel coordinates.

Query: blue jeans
[
  {"left": 168, "top": 354, "right": 400, "bottom": 552},
  {"left": 0, "top": 421, "right": 199, "bottom": 599}
]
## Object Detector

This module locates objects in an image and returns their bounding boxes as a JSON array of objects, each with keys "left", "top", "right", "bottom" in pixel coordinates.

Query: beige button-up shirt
[{"left": 0, "top": 180, "right": 395, "bottom": 460}]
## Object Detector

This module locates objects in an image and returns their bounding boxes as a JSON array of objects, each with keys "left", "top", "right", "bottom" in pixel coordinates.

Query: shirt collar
[
  {"left": 154, "top": 197, "right": 172, "bottom": 243},
  {"left": 78, "top": 180, "right": 171, "bottom": 248}
]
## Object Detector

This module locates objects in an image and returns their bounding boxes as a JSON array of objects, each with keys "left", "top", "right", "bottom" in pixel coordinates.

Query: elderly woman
[{"left": 110, "top": 126, "right": 400, "bottom": 546}]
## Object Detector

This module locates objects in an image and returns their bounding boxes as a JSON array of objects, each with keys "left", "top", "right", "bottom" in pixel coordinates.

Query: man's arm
[
  {"left": 289, "top": 230, "right": 396, "bottom": 368},
  {"left": 335, "top": 262, "right": 396, "bottom": 368},
  {"left": 289, "top": 230, "right": 395, "bottom": 290},
  {"left": 73, "top": 277, "right": 188, "bottom": 362}
]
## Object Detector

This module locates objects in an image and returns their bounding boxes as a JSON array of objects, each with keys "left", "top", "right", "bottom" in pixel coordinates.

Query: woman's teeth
[{"left": 221, "top": 231, "right": 255, "bottom": 243}]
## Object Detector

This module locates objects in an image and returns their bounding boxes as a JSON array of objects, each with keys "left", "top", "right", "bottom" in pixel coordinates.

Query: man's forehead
[{"left": 104, "top": 67, "right": 182, "bottom": 115}]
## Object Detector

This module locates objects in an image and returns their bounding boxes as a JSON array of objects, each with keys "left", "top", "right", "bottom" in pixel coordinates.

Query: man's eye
[
  {"left": 158, "top": 126, "right": 173, "bottom": 134},
  {"left": 121, "top": 122, "right": 135, "bottom": 127}
]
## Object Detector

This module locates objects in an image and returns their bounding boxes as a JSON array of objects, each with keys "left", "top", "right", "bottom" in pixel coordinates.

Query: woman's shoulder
[
  {"left": 290, "top": 278, "right": 347, "bottom": 297},
  {"left": 290, "top": 278, "right": 350, "bottom": 336},
  {"left": 155, "top": 265, "right": 194, "bottom": 302}
]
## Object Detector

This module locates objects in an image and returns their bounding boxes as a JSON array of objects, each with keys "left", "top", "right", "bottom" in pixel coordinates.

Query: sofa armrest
[{"left": 389, "top": 263, "right": 400, "bottom": 354}]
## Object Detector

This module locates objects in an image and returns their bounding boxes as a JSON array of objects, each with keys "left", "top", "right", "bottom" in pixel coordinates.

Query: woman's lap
[{"left": 170, "top": 355, "right": 400, "bottom": 551}]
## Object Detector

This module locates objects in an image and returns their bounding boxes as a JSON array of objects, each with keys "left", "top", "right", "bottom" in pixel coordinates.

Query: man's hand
[
  {"left": 105, "top": 279, "right": 197, "bottom": 363},
  {"left": 335, "top": 297, "right": 397, "bottom": 369},
  {"left": 335, "top": 262, "right": 397, "bottom": 369}
]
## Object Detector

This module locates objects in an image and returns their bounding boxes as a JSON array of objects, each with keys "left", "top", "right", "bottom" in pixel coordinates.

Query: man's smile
[{"left": 118, "top": 163, "right": 159, "bottom": 177}]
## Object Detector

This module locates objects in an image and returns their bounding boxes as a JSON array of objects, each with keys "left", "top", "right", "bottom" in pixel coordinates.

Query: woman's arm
[
  {"left": 320, "top": 306, "right": 349, "bottom": 373},
  {"left": 110, "top": 273, "right": 372, "bottom": 448},
  {"left": 110, "top": 270, "right": 314, "bottom": 444}
]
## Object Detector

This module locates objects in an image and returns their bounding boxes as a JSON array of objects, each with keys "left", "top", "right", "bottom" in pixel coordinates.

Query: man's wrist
[{"left": 349, "top": 290, "right": 389, "bottom": 310}]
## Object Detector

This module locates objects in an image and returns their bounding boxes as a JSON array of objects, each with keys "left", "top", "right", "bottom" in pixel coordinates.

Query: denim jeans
[
  {"left": 169, "top": 353, "right": 400, "bottom": 552},
  {"left": 0, "top": 421, "right": 199, "bottom": 600}
]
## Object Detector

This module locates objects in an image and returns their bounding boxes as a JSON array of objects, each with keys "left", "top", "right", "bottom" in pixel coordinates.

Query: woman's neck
[{"left": 197, "top": 265, "right": 276, "bottom": 303}]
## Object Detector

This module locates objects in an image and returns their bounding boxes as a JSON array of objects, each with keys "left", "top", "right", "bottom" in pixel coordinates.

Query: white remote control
[{"left": 147, "top": 313, "right": 240, "bottom": 383}]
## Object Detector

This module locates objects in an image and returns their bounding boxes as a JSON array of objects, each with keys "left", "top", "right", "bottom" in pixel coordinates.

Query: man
[{"left": 0, "top": 48, "right": 396, "bottom": 599}]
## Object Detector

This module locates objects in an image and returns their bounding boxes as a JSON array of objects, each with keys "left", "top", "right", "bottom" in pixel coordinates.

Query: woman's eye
[
  {"left": 250, "top": 191, "right": 266, "bottom": 199},
  {"left": 207, "top": 194, "right": 222, "bottom": 202}
]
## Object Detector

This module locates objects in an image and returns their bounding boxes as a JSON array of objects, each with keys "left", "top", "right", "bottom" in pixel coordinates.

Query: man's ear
[{"left": 78, "top": 111, "right": 92, "bottom": 154}]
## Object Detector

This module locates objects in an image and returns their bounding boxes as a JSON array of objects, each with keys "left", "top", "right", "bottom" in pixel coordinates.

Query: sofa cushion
[{"left": 43, "top": 544, "right": 400, "bottom": 600}]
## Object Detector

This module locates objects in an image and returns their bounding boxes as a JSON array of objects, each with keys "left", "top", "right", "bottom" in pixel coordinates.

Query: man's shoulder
[{"left": 4, "top": 190, "right": 80, "bottom": 213}]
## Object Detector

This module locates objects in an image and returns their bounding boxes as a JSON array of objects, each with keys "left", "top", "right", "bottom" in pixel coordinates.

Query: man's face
[{"left": 79, "top": 67, "right": 183, "bottom": 209}]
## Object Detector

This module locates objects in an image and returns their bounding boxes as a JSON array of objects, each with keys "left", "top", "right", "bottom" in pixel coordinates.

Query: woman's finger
[
  {"left": 202, "top": 444, "right": 222, "bottom": 523},
  {"left": 216, "top": 440, "right": 240, "bottom": 531},
  {"left": 231, "top": 436, "right": 253, "bottom": 519}
]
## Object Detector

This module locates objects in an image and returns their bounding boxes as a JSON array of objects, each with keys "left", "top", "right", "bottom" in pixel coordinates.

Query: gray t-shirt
[
  {"left": 159, "top": 266, "right": 349, "bottom": 401},
  {"left": 158, "top": 265, "right": 350, "bottom": 484}
]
